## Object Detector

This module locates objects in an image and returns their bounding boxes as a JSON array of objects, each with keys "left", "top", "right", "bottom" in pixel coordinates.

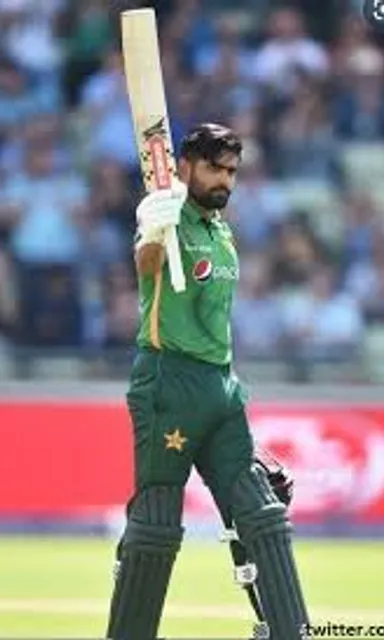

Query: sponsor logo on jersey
[
  {"left": 213, "top": 265, "right": 239, "bottom": 281},
  {"left": 193, "top": 260, "right": 238, "bottom": 282},
  {"left": 193, "top": 259, "right": 213, "bottom": 281}
]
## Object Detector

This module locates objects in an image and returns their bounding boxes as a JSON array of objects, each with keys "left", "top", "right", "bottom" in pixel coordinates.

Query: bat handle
[{"left": 164, "top": 225, "right": 186, "bottom": 293}]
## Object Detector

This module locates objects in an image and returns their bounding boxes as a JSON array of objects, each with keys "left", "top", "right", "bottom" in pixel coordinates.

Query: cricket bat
[{"left": 120, "top": 8, "right": 186, "bottom": 293}]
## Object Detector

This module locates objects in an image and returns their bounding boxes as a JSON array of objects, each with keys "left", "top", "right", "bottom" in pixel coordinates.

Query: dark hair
[{"left": 179, "top": 123, "right": 242, "bottom": 163}]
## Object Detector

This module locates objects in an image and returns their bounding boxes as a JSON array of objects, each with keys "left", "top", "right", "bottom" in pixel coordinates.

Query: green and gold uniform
[
  {"left": 107, "top": 200, "right": 309, "bottom": 640},
  {"left": 137, "top": 200, "right": 238, "bottom": 364},
  {"left": 130, "top": 200, "right": 251, "bottom": 494}
]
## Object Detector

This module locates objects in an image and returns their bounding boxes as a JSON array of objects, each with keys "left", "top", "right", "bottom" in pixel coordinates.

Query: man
[{"left": 106, "top": 123, "right": 309, "bottom": 640}]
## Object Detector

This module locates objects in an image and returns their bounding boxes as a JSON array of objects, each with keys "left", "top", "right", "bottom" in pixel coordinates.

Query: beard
[{"left": 189, "top": 185, "right": 231, "bottom": 211}]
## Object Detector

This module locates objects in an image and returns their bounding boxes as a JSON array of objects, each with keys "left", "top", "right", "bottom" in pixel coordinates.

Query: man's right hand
[
  {"left": 135, "top": 180, "right": 187, "bottom": 275},
  {"left": 136, "top": 180, "right": 187, "bottom": 246}
]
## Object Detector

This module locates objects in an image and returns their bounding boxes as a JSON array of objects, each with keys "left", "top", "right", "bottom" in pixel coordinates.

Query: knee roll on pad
[
  {"left": 107, "top": 485, "right": 184, "bottom": 640},
  {"left": 230, "top": 465, "right": 309, "bottom": 640},
  {"left": 122, "top": 484, "right": 184, "bottom": 552}
]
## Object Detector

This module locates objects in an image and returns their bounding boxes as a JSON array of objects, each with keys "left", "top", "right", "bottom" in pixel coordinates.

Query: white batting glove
[{"left": 136, "top": 180, "right": 187, "bottom": 246}]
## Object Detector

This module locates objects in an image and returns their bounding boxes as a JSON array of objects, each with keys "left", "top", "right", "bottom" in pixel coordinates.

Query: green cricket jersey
[{"left": 137, "top": 200, "right": 239, "bottom": 365}]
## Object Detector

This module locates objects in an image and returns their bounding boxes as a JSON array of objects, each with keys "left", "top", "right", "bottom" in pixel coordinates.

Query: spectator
[
  {"left": 0, "top": 113, "right": 72, "bottom": 176},
  {"left": 76, "top": 174, "right": 134, "bottom": 348},
  {"left": 232, "top": 252, "right": 283, "bottom": 359},
  {"left": 89, "top": 158, "right": 138, "bottom": 243},
  {"left": 228, "top": 143, "right": 289, "bottom": 249},
  {"left": 1, "top": 0, "right": 64, "bottom": 80},
  {"left": 5, "top": 144, "right": 87, "bottom": 264},
  {"left": 80, "top": 48, "right": 138, "bottom": 169},
  {"left": 197, "top": 28, "right": 259, "bottom": 120},
  {"left": 0, "top": 57, "right": 59, "bottom": 140},
  {"left": 0, "top": 163, "right": 16, "bottom": 246},
  {"left": 104, "top": 261, "right": 139, "bottom": 350},
  {"left": 331, "top": 13, "right": 372, "bottom": 80},
  {"left": 281, "top": 264, "right": 363, "bottom": 369},
  {"left": 245, "top": 7, "right": 329, "bottom": 96},
  {"left": 274, "top": 74, "right": 340, "bottom": 182},
  {"left": 175, "top": 13, "right": 257, "bottom": 122},
  {"left": 15, "top": 262, "right": 82, "bottom": 347},
  {"left": 192, "top": 13, "right": 248, "bottom": 78},
  {"left": 334, "top": 46, "right": 384, "bottom": 140},
  {"left": 3, "top": 144, "right": 88, "bottom": 346},
  {"left": 228, "top": 108, "right": 261, "bottom": 142},
  {"left": 78, "top": 182, "right": 126, "bottom": 270},
  {"left": 169, "top": 0, "right": 217, "bottom": 74},
  {"left": 158, "top": 20, "right": 203, "bottom": 148},
  {"left": 345, "top": 232, "right": 384, "bottom": 322},
  {"left": 0, "top": 248, "right": 18, "bottom": 343},
  {"left": 63, "top": 0, "right": 114, "bottom": 105},
  {"left": 77, "top": 185, "right": 124, "bottom": 272},
  {"left": 341, "top": 191, "right": 379, "bottom": 268},
  {"left": 169, "top": 78, "right": 202, "bottom": 153},
  {"left": 271, "top": 215, "right": 328, "bottom": 288}
]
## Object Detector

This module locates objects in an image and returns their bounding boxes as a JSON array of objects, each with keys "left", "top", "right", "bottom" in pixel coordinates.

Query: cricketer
[{"left": 106, "top": 123, "right": 309, "bottom": 640}]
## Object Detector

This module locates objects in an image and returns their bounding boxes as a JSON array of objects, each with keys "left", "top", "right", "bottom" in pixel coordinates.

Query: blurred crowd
[{"left": 0, "top": 0, "right": 383, "bottom": 377}]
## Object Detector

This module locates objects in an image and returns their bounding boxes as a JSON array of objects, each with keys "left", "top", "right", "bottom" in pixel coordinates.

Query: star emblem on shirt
[{"left": 164, "top": 429, "right": 188, "bottom": 452}]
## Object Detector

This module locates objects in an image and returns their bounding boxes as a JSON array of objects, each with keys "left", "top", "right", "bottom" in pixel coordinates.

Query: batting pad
[
  {"left": 106, "top": 485, "right": 183, "bottom": 640},
  {"left": 231, "top": 465, "right": 309, "bottom": 640}
]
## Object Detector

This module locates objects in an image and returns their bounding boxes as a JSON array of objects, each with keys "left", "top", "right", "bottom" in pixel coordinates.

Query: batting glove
[{"left": 136, "top": 179, "right": 187, "bottom": 246}]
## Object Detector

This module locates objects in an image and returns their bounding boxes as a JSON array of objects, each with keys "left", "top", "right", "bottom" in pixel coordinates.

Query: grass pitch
[{"left": 0, "top": 536, "right": 383, "bottom": 637}]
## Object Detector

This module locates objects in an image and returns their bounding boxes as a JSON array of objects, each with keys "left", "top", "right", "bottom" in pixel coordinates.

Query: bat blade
[
  {"left": 121, "top": 8, "right": 185, "bottom": 293},
  {"left": 120, "top": 8, "right": 177, "bottom": 193}
]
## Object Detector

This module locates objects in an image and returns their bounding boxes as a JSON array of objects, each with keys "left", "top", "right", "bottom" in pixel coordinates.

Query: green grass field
[{"left": 0, "top": 536, "right": 383, "bottom": 638}]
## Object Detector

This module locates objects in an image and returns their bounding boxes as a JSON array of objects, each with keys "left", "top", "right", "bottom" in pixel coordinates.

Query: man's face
[{"left": 181, "top": 151, "right": 240, "bottom": 210}]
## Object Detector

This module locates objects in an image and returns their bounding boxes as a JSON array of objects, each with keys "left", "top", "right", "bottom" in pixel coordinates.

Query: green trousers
[
  {"left": 127, "top": 347, "right": 253, "bottom": 513},
  {"left": 109, "top": 348, "right": 309, "bottom": 640}
]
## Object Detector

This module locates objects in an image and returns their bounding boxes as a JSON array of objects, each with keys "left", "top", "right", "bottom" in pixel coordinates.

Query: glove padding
[
  {"left": 136, "top": 180, "right": 187, "bottom": 246},
  {"left": 253, "top": 447, "right": 293, "bottom": 507}
]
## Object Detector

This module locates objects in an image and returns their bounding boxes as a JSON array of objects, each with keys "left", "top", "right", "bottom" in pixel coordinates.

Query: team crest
[
  {"left": 193, "top": 259, "right": 212, "bottom": 282},
  {"left": 164, "top": 429, "right": 188, "bottom": 452}
]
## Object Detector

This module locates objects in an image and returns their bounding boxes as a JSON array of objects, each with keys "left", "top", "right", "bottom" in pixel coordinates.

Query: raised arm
[
  {"left": 134, "top": 181, "right": 187, "bottom": 276},
  {"left": 135, "top": 241, "right": 164, "bottom": 275}
]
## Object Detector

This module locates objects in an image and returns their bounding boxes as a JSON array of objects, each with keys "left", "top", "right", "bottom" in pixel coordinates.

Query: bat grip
[{"left": 164, "top": 225, "right": 186, "bottom": 293}]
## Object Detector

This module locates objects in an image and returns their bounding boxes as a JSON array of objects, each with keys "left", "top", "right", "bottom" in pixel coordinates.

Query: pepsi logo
[{"left": 193, "top": 259, "right": 212, "bottom": 282}]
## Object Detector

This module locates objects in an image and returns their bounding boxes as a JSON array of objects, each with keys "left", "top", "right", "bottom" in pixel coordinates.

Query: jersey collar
[{"left": 184, "top": 199, "right": 221, "bottom": 225}]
